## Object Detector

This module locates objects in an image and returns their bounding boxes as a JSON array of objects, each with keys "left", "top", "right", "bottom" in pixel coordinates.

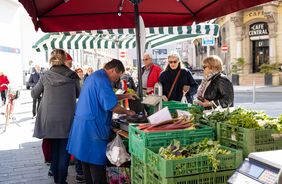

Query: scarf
[{"left": 196, "top": 72, "right": 219, "bottom": 98}]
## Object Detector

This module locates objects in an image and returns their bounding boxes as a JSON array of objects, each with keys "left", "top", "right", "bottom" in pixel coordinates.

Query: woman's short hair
[
  {"left": 49, "top": 49, "right": 66, "bottom": 66},
  {"left": 165, "top": 51, "right": 183, "bottom": 70},
  {"left": 203, "top": 55, "right": 223, "bottom": 72}
]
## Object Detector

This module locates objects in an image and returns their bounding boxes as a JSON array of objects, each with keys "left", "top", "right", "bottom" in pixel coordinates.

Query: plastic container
[
  {"left": 129, "top": 124, "right": 214, "bottom": 161},
  {"left": 146, "top": 168, "right": 235, "bottom": 184},
  {"left": 145, "top": 146, "right": 242, "bottom": 177},
  {"left": 217, "top": 122, "right": 282, "bottom": 157}
]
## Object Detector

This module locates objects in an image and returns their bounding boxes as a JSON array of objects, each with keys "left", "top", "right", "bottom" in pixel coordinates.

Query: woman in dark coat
[
  {"left": 195, "top": 55, "right": 234, "bottom": 109},
  {"left": 159, "top": 51, "right": 198, "bottom": 103},
  {"left": 31, "top": 49, "right": 80, "bottom": 184}
]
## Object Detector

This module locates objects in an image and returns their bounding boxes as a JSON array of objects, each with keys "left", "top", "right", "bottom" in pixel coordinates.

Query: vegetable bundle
[
  {"left": 137, "top": 117, "right": 198, "bottom": 132},
  {"left": 159, "top": 138, "right": 230, "bottom": 171},
  {"left": 202, "top": 107, "right": 282, "bottom": 131}
]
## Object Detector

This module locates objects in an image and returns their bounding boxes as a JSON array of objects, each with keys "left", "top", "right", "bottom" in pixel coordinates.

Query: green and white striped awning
[{"left": 33, "top": 24, "right": 219, "bottom": 51}]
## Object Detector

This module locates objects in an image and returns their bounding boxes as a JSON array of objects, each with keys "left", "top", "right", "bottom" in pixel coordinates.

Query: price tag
[{"left": 231, "top": 133, "right": 237, "bottom": 141}]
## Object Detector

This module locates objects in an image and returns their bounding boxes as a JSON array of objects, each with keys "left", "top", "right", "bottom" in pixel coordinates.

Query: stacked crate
[
  {"left": 217, "top": 123, "right": 282, "bottom": 157},
  {"left": 129, "top": 124, "right": 243, "bottom": 183}
]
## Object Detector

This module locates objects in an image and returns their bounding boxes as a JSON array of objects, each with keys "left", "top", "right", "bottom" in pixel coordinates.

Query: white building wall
[{"left": 0, "top": 0, "right": 45, "bottom": 88}]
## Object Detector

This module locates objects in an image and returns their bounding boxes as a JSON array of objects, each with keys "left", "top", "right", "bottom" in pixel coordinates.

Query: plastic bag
[
  {"left": 181, "top": 91, "right": 188, "bottom": 104},
  {"left": 106, "top": 134, "right": 130, "bottom": 167}
]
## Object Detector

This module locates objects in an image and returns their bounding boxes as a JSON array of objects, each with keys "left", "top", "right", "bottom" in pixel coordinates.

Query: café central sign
[{"left": 249, "top": 22, "right": 269, "bottom": 37}]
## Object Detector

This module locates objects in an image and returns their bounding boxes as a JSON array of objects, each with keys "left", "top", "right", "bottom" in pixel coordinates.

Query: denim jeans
[{"left": 50, "top": 139, "right": 70, "bottom": 184}]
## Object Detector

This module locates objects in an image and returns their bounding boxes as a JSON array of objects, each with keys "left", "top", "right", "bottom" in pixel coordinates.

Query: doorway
[{"left": 252, "top": 40, "right": 269, "bottom": 73}]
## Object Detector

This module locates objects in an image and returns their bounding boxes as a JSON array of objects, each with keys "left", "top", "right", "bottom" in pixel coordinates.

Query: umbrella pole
[{"left": 134, "top": 3, "right": 143, "bottom": 99}]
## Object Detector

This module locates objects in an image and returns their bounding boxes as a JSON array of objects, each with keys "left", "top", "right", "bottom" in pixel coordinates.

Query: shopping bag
[
  {"left": 181, "top": 91, "right": 188, "bottom": 104},
  {"left": 106, "top": 134, "right": 130, "bottom": 167}
]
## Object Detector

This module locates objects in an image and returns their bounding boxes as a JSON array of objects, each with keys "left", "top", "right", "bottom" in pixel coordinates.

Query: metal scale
[
  {"left": 228, "top": 150, "right": 282, "bottom": 184},
  {"left": 141, "top": 82, "right": 163, "bottom": 113}
]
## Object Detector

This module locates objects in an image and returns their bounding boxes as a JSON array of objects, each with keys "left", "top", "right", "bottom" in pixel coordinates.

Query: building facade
[{"left": 216, "top": 0, "right": 282, "bottom": 85}]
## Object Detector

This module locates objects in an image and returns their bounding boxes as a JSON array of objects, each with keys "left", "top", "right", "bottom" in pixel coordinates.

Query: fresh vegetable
[
  {"left": 159, "top": 138, "right": 230, "bottom": 171},
  {"left": 137, "top": 117, "right": 198, "bottom": 132}
]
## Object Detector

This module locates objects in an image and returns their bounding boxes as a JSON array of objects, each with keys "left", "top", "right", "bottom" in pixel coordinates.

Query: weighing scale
[
  {"left": 228, "top": 150, "right": 282, "bottom": 184},
  {"left": 142, "top": 82, "right": 163, "bottom": 113}
]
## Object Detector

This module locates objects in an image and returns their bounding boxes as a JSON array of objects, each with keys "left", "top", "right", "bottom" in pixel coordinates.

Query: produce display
[
  {"left": 202, "top": 107, "right": 282, "bottom": 131},
  {"left": 137, "top": 117, "right": 198, "bottom": 132},
  {"left": 158, "top": 138, "right": 231, "bottom": 171}
]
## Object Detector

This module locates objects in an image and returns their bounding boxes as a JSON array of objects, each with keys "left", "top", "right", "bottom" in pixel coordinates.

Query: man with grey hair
[{"left": 141, "top": 53, "right": 162, "bottom": 94}]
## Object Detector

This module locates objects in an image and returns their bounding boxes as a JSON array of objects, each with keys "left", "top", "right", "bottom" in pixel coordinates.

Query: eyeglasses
[
  {"left": 168, "top": 60, "right": 178, "bottom": 64},
  {"left": 143, "top": 58, "right": 150, "bottom": 61}
]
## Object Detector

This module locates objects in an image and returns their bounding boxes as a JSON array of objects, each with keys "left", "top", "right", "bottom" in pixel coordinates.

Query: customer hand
[
  {"left": 198, "top": 99, "right": 212, "bottom": 108},
  {"left": 126, "top": 110, "right": 136, "bottom": 116},
  {"left": 162, "top": 95, "right": 168, "bottom": 101}
]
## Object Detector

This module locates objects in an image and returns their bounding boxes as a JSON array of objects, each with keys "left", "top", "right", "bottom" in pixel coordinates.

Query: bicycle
[{"left": 4, "top": 89, "right": 19, "bottom": 132}]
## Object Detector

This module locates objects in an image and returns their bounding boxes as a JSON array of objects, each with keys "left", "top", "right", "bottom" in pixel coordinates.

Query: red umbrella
[
  {"left": 19, "top": 0, "right": 273, "bottom": 97},
  {"left": 19, "top": 0, "right": 272, "bottom": 32}
]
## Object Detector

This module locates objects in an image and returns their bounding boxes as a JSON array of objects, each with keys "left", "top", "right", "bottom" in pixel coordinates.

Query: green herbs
[
  {"left": 159, "top": 138, "right": 230, "bottom": 171},
  {"left": 204, "top": 107, "right": 282, "bottom": 131}
]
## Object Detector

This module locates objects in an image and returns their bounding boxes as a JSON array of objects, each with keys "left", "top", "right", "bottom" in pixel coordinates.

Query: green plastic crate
[
  {"left": 129, "top": 124, "right": 214, "bottom": 161},
  {"left": 131, "top": 155, "right": 146, "bottom": 184},
  {"left": 146, "top": 167, "right": 235, "bottom": 184},
  {"left": 217, "top": 122, "right": 282, "bottom": 157},
  {"left": 145, "top": 146, "right": 242, "bottom": 178}
]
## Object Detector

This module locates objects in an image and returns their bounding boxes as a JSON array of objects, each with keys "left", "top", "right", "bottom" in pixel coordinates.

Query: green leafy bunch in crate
[
  {"left": 158, "top": 138, "right": 231, "bottom": 172},
  {"left": 204, "top": 107, "right": 282, "bottom": 131}
]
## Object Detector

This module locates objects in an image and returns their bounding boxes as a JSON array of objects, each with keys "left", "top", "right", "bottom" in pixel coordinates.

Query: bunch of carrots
[{"left": 137, "top": 117, "right": 199, "bottom": 132}]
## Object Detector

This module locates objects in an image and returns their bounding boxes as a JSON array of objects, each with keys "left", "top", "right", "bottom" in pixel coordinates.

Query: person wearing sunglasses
[
  {"left": 195, "top": 55, "right": 234, "bottom": 109},
  {"left": 159, "top": 51, "right": 198, "bottom": 103}
]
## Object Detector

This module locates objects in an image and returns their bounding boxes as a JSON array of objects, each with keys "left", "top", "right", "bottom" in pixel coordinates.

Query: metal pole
[
  {"left": 252, "top": 80, "right": 256, "bottom": 104},
  {"left": 134, "top": 3, "right": 143, "bottom": 99},
  {"left": 207, "top": 45, "right": 210, "bottom": 56}
]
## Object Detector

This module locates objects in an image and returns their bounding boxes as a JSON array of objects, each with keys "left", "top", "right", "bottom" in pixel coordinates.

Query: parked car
[{"left": 191, "top": 68, "right": 204, "bottom": 85}]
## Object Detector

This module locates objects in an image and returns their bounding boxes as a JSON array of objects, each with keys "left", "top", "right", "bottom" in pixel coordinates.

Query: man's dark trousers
[{"left": 32, "top": 97, "right": 41, "bottom": 117}]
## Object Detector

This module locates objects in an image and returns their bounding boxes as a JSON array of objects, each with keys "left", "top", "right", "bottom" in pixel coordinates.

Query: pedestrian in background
[
  {"left": 195, "top": 55, "right": 234, "bottom": 109},
  {"left": 32, "top": 49, "right": 80, "bottom": 184},
  {"left": 159, "top": 51, "right": 198, "bottom": 103},
  {"left": 67, "top": 59, "right": 136, "bottom": 184},
  {"left": 28, "top": 64, "right": 41, "bottom": 118},
  {"left": 141, "top": 53, "right": 162, "bottom": 94},
  {"left": 84, "top": 67, "right": 94, "bottom": 81},
  {"left": 0, "top": 72, "right": 9, "bottom": 106},
  {"left": 75, "top": 68, "right": 84, "bottom": 87}
]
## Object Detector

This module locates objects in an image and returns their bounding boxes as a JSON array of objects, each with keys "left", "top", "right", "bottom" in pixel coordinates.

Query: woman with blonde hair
[
  {"left": 195, "top": 55, "right": 234, "bottom": 109},
  {"left": 32, "top": 49, "right": 80, "bottom": 184},
  {"left": 159, "top": 51, "right": 198, "bottom": 103}
]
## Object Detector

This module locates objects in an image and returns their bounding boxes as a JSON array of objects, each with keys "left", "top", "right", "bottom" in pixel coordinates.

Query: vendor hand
[
  {"left": 162, "top": 95, "right": 168, "bottom": 101},
  {"left": 126, "top": 110, "right": 136, "bottom": 116},
  {"left": 126, "top": 93, "right": 139, "bottom": 100}
]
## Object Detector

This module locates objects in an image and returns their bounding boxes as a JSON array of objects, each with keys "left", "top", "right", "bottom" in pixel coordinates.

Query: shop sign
[
  {"left": 202, "top": 37, "right": 215, "bottom": 46},
  {"left": 249, "top": 22, "right": 269, "bottom": 37},
  {"left": 0, "top": 45, "right": 20, "bottom": 54}
]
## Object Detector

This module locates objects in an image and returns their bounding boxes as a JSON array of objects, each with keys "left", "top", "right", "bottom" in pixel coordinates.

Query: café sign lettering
[{"left": 249, "top": 22, "right": 269, "bottom": 37}]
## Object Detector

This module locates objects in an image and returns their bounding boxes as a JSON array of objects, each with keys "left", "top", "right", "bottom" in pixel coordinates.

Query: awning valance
[{"left": 33, "top": 24, "right": 219, "bottom": 51}]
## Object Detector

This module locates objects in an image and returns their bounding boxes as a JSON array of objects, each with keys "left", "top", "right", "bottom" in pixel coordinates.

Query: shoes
[
  {"left": 48, "top": 169, "right": 53, "bottom": 177},
  {"left": 76, "top": 175, "right": 86, "bottom": 183}
]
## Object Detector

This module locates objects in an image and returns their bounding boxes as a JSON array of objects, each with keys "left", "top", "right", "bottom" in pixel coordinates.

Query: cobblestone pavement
[{"left": 0, "top": 90, "right": 76, "bottom": 184}]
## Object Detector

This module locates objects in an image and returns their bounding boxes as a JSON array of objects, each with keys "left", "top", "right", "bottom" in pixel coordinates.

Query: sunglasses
[{"left": 168, "top": 60, "right": 178, "bottom": 64}]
